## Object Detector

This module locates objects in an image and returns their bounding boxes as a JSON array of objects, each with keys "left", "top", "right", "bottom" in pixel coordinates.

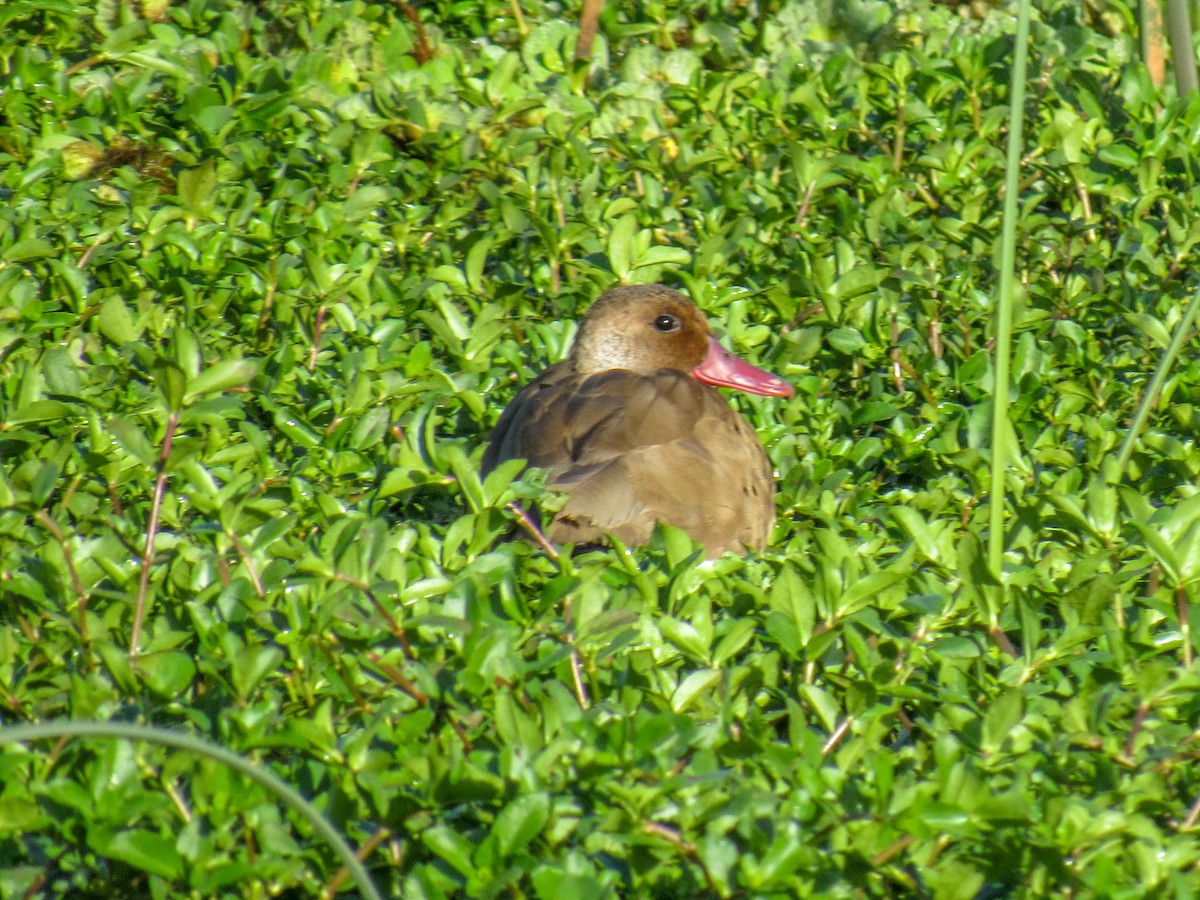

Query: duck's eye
[{"left": 653, "top": 314, "right": 679, "bottom": 333}]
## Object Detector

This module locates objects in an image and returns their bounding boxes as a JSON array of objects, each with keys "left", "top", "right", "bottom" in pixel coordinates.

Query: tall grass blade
[
  {"left": 1116, "top": 285, "right": 1200, "bottom": 476},
  {"left": 1167, "top": 0, "right": 1199, "bottom": 95},
  {"left": 987, "top": 0, "right": 1033, "bottom": 617}
]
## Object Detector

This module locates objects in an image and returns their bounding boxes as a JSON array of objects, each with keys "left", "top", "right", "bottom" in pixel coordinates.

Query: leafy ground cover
[{"left": 3, "top": 0, "right": 1200, "bottom": 895}]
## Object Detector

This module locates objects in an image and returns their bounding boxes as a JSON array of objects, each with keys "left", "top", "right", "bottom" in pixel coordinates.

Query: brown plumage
[{"left": 482, "top": 284, "right": 793, "bottom": 557}]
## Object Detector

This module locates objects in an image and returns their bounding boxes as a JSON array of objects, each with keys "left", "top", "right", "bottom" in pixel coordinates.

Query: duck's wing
[{"left": 485, "top": 368, "right": 775, "bottom": 556}]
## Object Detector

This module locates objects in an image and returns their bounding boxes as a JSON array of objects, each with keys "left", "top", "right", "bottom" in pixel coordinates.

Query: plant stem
[
  {"left": 1141, "top": 0, "right": 1167, "bottom": 87},
  {"left": 575, "top": 0, "right": 604, "bottom": 62},
  {"left": 36, "top": 511, "right": 90, "bottom": 667},
  {"left": 1178, "top": 585, "right": 1193, "bottom": 667}
]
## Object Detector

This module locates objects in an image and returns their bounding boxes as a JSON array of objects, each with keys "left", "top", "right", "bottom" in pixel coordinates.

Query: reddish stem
[{"left": 131, "top": 411, "right": 177, "bottom": 660}]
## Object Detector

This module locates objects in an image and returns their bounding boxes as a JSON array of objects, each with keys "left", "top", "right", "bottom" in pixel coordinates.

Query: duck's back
[{"left": 483, "top": 365, "right": 775, "bottom": 556}]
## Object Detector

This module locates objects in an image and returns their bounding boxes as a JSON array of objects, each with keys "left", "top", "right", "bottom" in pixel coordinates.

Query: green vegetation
[{"left": 3, "top": 0, "right": 1200, "bottom": 895}]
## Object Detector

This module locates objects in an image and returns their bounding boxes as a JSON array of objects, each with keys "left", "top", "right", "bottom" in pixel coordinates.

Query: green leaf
[
  {"left": 140, "top": 651, "right": 197, "bottom": 698},
  {"left": 6, "top": 400, "right": 77, "bottom": 425},
  {"left": 184, "top": 359, "right": 258, "bottom": 402},
  {"left": 671, "top": 668, "right": 721, "bottom": 712},
  {"left": 3, "top": 238, "right": 55, "bottom": 262},
  {"left": 230, "top": 645, "right": 284, "bottom": 701},
  {"left": 31, "top": 461, "right": 58, "bottom": 507},
  {"left": 178, "top": 160, "right": 217, "bottom": 217},
  {"left": 465, "top": 237, "right": 494, "bottom": 294},
  {"left": 108, "top": 417, "right": 158, "bottom": 468},
  {"left": 634, "top": 245, "right": 691, "bottom": 269},
  {"left": 423, "top": 826, "right": 476, "bottom": 878},
  {"left": 799, "top": 684, "right": 840, "bottom": 732},
  {"left": 0, "top": 796, "right": 39, "bottom": 833},
  {"left": 153, "top": 359, "right": 187, "bottom": 411},
  {"left": 826, "top": 327, "right": 866, "bottom": 354},
  {"left": 836, "top": 563, "right": 910, "bottom": 617},
  {"left": 42, "top": 347, "right": 81, "bottom": 396},
  {"left": 96, "top": 295, "right": 141, "bottom": 343},
  {"left": 983, "top": 690, "right": 1023, "bottom": 753},
  {"left": 1124, "top": 312, "right": 1171, "bottom": 350},
  {"left": 430, "top": 264, "right": 469, "bottom": 293},
  {"left": 829, "top": 266, "right": 884, "bottom": 302},
  {"left": 1135, "top": 523, "right": 1184, "bottom": 585},
  {"left": 711, "top": 618, "right": 758, "bottom": 666},
  {"left": 890, "top": 506, "right": 941, "bottom": 563},
  {"left": 607, "top": 214, "right": 637, "bottom": 279},
  {"left": 659, "top": 616, "right": 710, "bottom": 661},
  {"left": 93, "top": 828, "right": 184, "bottom": 879},
  {"left": 489, "top": 792, "right": 550, "bottom": 859}
]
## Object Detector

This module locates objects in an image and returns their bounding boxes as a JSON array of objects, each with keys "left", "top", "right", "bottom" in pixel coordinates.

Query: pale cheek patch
[{"left": 572, "top": 311, "right": 644, "bottom": 372}]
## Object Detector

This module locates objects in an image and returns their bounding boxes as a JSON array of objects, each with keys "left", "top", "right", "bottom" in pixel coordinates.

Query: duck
[{"left": 481, "top": 284, "right": 793, "bottom": 557}]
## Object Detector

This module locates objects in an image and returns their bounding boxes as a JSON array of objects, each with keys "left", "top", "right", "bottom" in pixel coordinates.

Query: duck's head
[{"left": 570, "top": 284, "right": 794, "bottom": 398}]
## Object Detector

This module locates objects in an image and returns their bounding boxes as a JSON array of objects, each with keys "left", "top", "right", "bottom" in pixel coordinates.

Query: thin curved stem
[{"left": 0, "top": 721, "right": 382, "bottom": 900}]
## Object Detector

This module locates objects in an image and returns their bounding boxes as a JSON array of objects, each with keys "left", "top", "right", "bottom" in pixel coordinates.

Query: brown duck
[{"left": 482, "top": 284, "right": 793, "bottom": 557}]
